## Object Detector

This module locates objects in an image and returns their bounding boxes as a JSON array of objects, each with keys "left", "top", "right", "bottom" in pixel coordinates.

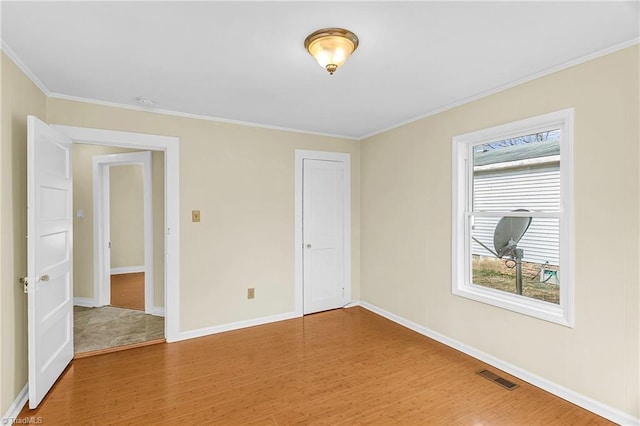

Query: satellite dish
[
  {"left": 493, "top": 209, "right": 532, "bottom": 258},
  {"left": 472, "top": 209, "right": 532, "bottom": 295}
]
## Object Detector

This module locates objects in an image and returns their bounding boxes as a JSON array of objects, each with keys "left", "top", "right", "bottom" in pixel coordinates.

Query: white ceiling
[{"left": 2, "top": 1, "right": 638, "bottom": 139}]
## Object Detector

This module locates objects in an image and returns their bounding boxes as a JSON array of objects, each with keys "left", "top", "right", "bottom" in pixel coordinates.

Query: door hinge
[
  {"left": 108, "top": 241, "right": 111, "bottom": 249},
  {"left": 19, "top": 277, "right": 29, "bottom": 293}
]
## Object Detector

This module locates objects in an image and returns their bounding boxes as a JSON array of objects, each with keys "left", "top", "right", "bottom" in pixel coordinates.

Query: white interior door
[
  {"left": 27, "top": 116, "right": 74, "bottom": 408},
  {"left": 303, "top": 159, "right": 345, "bottom": 314}
]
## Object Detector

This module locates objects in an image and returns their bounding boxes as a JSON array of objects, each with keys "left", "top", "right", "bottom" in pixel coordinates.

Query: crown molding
[
  {"left": 1, "top": 39, "right": 356, "bottom": 140},
  {"left": 1, "top": 39, "right": 51, "bottom": 96},
  {"left": 359, "top": 37, "right": 640, "bottom": 140},
  {"left": 3, "top": 36, "right": 637, "bottom": 142},
  {"left": 47, "top": 92, "right": 358, "bottom": 141}
]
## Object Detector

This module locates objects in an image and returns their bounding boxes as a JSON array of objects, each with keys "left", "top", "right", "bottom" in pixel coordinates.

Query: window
[{"left": 452, "top": 109, "right": 574, "bottom": 326}]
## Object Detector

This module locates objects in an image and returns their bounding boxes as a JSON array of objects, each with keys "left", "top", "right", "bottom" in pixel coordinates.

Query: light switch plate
[{"left": 192, "top": 210, "right": 200, "bottom": 222}]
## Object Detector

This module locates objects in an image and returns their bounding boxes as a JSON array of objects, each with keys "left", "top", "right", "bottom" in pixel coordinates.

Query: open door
[{"left": 26, "top": 116, "right": 74, "bottom": 408}]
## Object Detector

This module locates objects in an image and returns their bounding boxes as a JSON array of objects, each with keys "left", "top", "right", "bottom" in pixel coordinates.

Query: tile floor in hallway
[{"left": 74, "top": 306, "right": 164, "bottom": 354}]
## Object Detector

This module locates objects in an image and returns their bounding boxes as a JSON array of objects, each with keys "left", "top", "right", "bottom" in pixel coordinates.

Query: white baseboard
[
  {"left": 2, "top": 383, "right": 28, "bottom": 424},
  {"left": 359, "top": 300, "right": 639, "bottom": 426},
  {"left": 110, "top": 266, "right": 145, "bottom": 275},
  {"left": 73, "top": 297, "right": 98, "bottom": 307},
  {"left": 176, "top": 311, "right": 298, "bottom": 342},
  {"left": 176, "top": 301, "right": 360, "bottom": 342},
  {"left": 150, "top": 306, "right": 165, "bottom": 317},
  {"left": 8, "top": 300, "right": 635, "bottom": 425}
]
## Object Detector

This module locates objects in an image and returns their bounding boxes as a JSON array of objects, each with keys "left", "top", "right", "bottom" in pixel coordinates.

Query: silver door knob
[
  {"left": 306, "top": 244, "right": 312, "bottom": 248},
  {"left": 40, "top": 274, "right": 50, "bottom": 282}
]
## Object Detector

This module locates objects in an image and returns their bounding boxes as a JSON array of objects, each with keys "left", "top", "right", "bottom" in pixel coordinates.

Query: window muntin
[{"left": 452, "top": 109, "right": 573, "bottom": 326}]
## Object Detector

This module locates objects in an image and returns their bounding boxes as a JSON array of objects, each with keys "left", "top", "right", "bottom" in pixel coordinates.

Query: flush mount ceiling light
[{"left": 304, "top": 28, "right": 359, "bottom": 75}]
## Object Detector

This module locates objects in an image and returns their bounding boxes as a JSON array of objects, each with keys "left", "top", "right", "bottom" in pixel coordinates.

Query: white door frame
[
  {"left": 52, "top": 125, "right": 180, "bottom": 342},
  {"left": 93, "top": 151, "right": 154, "bottom": 313},
  {"left": 294, "top": 150, "right": 351, "bottom": 317}
]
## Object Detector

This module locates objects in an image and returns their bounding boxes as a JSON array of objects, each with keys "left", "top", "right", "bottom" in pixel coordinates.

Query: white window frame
[{"left": 452, "top": 108, "right": 574, "bottom": 327}]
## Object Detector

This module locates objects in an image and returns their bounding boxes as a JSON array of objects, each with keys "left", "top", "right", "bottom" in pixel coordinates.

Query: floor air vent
[{"left": 476, "top": 369, "right": 519, "bottom": 390}]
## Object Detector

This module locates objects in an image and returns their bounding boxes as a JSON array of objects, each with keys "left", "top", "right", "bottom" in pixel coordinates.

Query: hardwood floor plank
[
  {"left": 19, "top": 307, "right": 611, "bottom": 425},
  {"left": 110, "top": 272, "right": 145, "bottom": 310}
]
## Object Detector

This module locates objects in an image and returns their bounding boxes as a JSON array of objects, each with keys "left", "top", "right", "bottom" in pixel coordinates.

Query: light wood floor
[
  {"left": 19, "top": 307, "right": 611, "bottom": 425},
  {"left": 110, "top": 272, "right": 145, "bottom": 311}
]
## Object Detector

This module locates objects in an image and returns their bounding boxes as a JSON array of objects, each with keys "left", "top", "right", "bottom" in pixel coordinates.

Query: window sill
[{"left": 452, "top": 283, "right": 573, "bottom": 327}]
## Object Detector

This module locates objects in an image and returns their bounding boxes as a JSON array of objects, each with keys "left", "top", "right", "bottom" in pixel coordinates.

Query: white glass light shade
[{"left": 304, "top": 28, "right": 359, "bottom": 75}]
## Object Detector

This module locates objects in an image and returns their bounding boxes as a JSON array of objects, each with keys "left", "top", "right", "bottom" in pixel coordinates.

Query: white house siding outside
[{"left": 472, "top": 162, "right": 560, "bottom": 266}]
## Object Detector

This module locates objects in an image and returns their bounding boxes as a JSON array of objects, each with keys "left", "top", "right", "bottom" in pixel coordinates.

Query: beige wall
[
  {"left": 110, "top": 164, "right": 145, "bottom": 268},
  {"left": 360, "top": 45, "right": 639, "bottom": 417},
  {"left": 46, "top": 98, "right": 361, "bottom": 331},
  {"left": 73, "top": 144, "right": 135, "bottom": 297},
  {"left": 0, "top": 53, "right": 47, "bottom": 415},
  {"left": 72, "top": 145, "right": 165, "bottom": 306},
  {"left": 2, "top": 42, "right": 636, "bottom": 420},
  {"left": 152, "top": 151, "right": 165, "bottom": 307}
]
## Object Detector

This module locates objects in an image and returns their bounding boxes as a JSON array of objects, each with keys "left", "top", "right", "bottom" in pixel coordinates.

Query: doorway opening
[
  {"left": 72, "top": 146, "right": 165, "bottom": 355},
  {"left": 51, "top": 125, "right": 180, "bottom": 342}
]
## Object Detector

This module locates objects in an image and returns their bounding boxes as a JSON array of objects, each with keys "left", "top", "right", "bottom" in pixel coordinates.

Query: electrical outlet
[
  {"left": 192, "top": 210, "right": 200, "bottom": 222},
  {"left": 247, "top": 288, "right": 255, "bottom": 299}
]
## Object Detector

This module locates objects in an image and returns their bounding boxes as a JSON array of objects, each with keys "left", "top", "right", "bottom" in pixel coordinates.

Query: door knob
[
  {"left": 306, "top": 244, "right": 312, "bottom": 248},
  {"left": 40, "top": 274, "right": 50, "bottom": 282}
]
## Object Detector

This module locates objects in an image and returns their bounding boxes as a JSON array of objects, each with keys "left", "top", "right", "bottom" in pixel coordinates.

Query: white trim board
[
  {"left": 176, "top": 312, "right": 297, "bottom": 342},
  {"left": 48, "top": 93, "right": 358, "bottom": 141},
  {"left": 1, "top": 39, "right": 354, "bottom": 141},
  {"left": 1, "top": 384, "right": 29, "bottom": 426},
  {"left": 73, "top": 297, "right": 98, "bottom": 308},
  {"left": 151, "top": 307, "right": 166, "bottom": 317},
  {"left": 0, "top": 40, "right": 51, "bottom": 96},
  {"left": 111, "top": 266, "right": 145, "bottom": 275},
  {"left": 294, "top": 150, "right": 352, "bottom": 317},
  {"left": 358, "top": 301, "right": 639, "bottom": 426},
  {"left": 358, "top": 38, "right": 639, "bottom": 140},
  {"left": 3, "top": 37, "right": 636, "bottom": 141},
  {"left": 175, "top": 304, "right": 362, "bottom": 342},
  {"left": 52, "top": 125, "right": 180, "bottom": 343}
]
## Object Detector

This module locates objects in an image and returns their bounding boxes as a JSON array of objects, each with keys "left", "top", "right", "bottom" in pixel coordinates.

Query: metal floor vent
[{"left": 476, "top": 369, "right": 519, "bottom": 390}]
